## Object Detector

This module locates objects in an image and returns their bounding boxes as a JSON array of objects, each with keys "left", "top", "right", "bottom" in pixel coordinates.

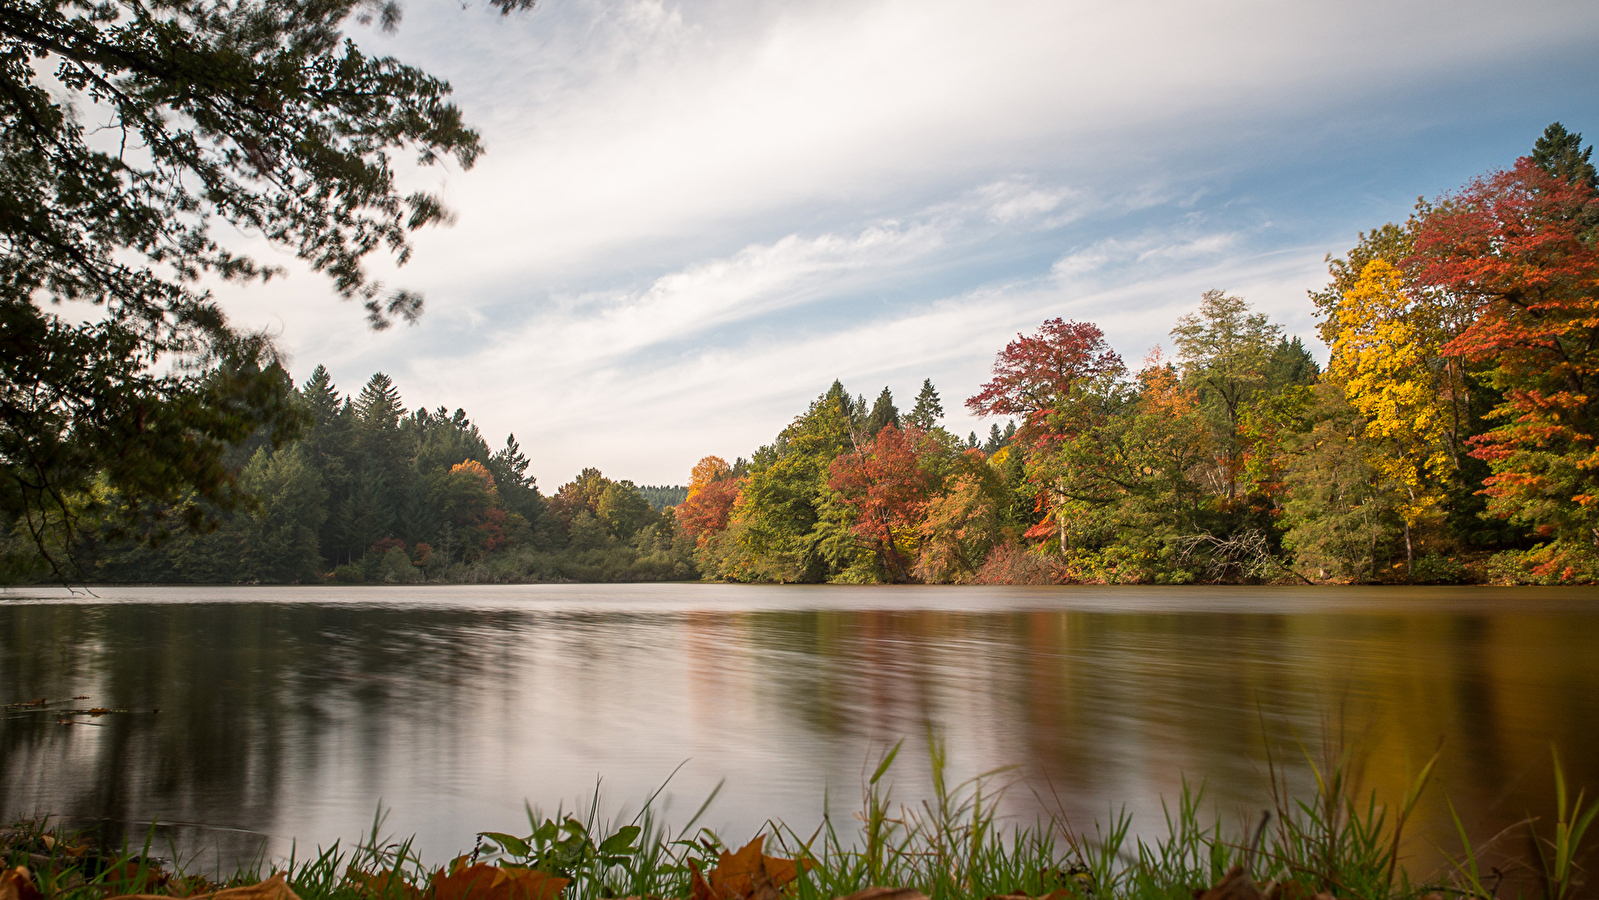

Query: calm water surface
[{"left": 1, "top": 584, "right": 1596, "bottom": 877}]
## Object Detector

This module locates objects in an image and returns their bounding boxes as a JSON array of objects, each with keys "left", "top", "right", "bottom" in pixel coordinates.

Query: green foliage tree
[
  {"left": 1170, "top": 290, "right": 1283, "bottom": 503},
  {"left": 865, "top": 387, "right": 899, "bottom": 438},
  {"left": 597, "top": 481, "right": 657, "bottom": 541},
  {"left": 1281, "top": 384, "right": 1395, "bottom": 582},
  {"left": 730, "top": 381, "right": 857, "bottom": 582},
  {"left": 1532, "top": 122, "right": 1598, "bottom": 191},
  {"left": 905, "top": 379, "right": 944, "bottom": 430},
  {"left": 1, "top": 0, "right": 532, "bottom": 573},
  {"left": 235, "top": 444, "right": 327, "bottom": 582}
]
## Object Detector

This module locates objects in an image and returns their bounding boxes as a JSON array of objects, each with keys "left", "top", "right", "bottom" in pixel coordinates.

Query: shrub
[{"left": 1410, "top": 553, "right": 1469, "bottom": 584}]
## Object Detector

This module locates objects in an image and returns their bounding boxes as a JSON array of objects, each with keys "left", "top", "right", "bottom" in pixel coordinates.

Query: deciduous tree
[
  {"left": 827, "top": 424, "right": 937, "bottom": 582},
  {"left": 1414, "top": 158, "right": 1599, "bottom": 558},
  {"left": 1, "top": 0, "right": 529, "bottom": 572},
  {"left": 1328, "top": 259, "right": 1457, "bottom": 569}
]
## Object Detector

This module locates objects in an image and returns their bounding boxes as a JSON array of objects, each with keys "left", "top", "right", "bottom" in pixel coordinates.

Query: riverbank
[{"left": 3, "top": 746, "right": 1592, "bottom": 900}]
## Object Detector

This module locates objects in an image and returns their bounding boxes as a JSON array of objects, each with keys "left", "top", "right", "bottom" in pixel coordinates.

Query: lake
[{"left": 2, "top": 583, "right": 1596, "bottom": 881}]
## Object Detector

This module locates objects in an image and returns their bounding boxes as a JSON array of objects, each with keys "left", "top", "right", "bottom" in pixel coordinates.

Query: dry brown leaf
[
  {"left": 831, "top": 889, "right": 930, "bottom": 900},
  {"left": 431, "top": 863, "right": 567, "bottom": 900},
  {"left": 1, "top": 867, "right": 43, "bottom": 900},
  {"left": 982, "top": 891, "right": 1071, "bottom": 900},
  {"left": 106, "top": 871, "right": 301, "bottom": 900},
  {"left": 211, "top": 872, "right": 302, "bottom": 900},
  {"left": 347, "top": 869, "right": 421, "bottom": 900},
  {"left": 102, "top": 860, "right": 171, "bottom": 895},
  {"left": 690, "top": 837, "right": 809, "bottom": 900},
  {"left": 1196, "top": 867, "right": 1264, "bottom": 900}
]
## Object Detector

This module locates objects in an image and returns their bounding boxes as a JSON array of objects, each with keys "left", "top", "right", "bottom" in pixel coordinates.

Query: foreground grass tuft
[{"left": 2, "top": 744, "right": 1591, "bottom": 900}]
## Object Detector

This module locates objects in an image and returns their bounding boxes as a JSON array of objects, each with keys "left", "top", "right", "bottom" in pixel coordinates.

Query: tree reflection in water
[{"left": 0, "top": 585, "right": 1595, "bottom": 879}]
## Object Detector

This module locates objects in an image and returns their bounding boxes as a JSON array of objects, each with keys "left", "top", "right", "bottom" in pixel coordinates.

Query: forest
[{"left": 6, "top": 124, "right": 1598, "bottom": 586}]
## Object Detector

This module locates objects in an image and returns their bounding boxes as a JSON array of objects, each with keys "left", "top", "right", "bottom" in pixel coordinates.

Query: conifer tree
[
  {"left": 1532, "top": 122, "right": 1598, "bottom": 190},
  {"left": 866, "top": 387, "right": 900, "bottom": 437},
  {"left": 906, "top": 379, "right": 944, "bottom": 429}
]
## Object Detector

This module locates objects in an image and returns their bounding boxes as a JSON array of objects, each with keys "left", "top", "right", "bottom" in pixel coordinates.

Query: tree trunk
[{"left": 1404, "top": 520, "right": 1414, "bottom": 579}]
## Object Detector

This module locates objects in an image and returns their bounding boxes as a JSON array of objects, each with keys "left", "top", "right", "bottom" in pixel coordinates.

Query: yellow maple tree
[{"left": 1329, "top": 259, "right": 1458, "bottom": 566}]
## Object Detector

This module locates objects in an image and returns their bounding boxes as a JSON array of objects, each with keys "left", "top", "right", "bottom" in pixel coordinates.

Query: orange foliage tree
[{"left": 678, "top": 456, "right": 742, "bottom": 544}]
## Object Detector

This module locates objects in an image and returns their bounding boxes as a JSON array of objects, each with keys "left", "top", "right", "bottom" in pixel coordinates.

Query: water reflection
[{"left": 1, "top": 585, "right": 1596, "bottom": 880}]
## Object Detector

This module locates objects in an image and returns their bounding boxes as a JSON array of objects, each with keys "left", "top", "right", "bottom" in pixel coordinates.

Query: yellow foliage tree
[{"left": 1329, "top": 259, "right": 1456, "bottom": 569}]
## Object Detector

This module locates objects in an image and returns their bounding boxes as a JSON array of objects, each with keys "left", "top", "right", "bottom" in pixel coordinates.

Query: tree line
[
  {"left": 5, "top": 123, "right": 1596, "bottom": 585},
  {"left": 3, "top": 367, "right": 697, "bottom": 584},
  {"left": 676, "top": 124, "right": 1599, "bottom": 585}
]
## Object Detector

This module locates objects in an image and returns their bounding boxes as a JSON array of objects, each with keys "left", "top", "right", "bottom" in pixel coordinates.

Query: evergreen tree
[
  {"left": 1532, "top": 122, "right": 1598, "bottom": 190},
  {"left": 983, "top": 424, "right": 1005, "bottom": 454},
  {"left": 1264, "top": 337, "right": 1321, "bottom": 388},
  {"left": 354, "top": 373, "right": 406, "bottom": 431},
  {"left": 235, "top": 445, "right": 328, "bottom": 583},
  {"left": 906, "top": 379, "right": 944, "bottom": 429},
  {"left": 866, "top": 387, "right": 900, "bottom": 437},
  {"left": 488, "top": 434, "right": 544, "bottom": 523}
]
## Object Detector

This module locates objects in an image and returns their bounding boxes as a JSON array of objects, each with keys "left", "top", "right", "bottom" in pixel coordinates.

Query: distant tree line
[
  {"left": 3, "top": 366, "right": 695, "bottom": 584},
  {"left": 4, "top": 124, "right": 1596, "bottom": 585},
  {"left": 677, "top": 124, "right": 1599, "bottom": 585}
]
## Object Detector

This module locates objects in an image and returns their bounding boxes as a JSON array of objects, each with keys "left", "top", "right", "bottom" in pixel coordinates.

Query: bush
[
  {"left": 1487, "top": 544, "right": 1599, "bottom": 585},
  {"left": 1410, "top": 553, "right": 1469, "bottom": 584},
  {"left": 330, "top": 563, "right": 364, "bottom": 583}
]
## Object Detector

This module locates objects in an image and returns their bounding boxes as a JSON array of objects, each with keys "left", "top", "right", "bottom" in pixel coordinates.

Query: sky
[{"left": 212, "top": 0, "right": 1599, "bottom": 490}]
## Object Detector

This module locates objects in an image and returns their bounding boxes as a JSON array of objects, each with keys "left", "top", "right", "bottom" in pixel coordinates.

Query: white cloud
[{"left": 188, "top": 0, "right": 1598, "bottom": 485}]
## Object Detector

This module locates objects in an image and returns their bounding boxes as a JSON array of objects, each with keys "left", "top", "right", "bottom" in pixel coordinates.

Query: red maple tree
[
  {"left": 827, "top": 424, "right": 937, "bottom": 581},
  {"left": 965, "top": 318, "right": 1124, "bottom": 441},
  {"left": 1414, "top": 158, "right": 1599, "bottom": 552}
]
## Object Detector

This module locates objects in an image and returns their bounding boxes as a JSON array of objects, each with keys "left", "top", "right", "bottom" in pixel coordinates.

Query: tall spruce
[
  {"left": 866, "top": 387, "right": 900, "bottom": 437},
  {"left": 906, "top": 379, "right": 944, "bottom": 430},
  {"left": 1532, "top": 122, "right": 1598, "bottom": 190}
]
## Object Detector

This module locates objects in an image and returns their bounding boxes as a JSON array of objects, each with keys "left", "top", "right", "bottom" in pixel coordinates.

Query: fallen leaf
[
  {"left": 1263, "top": 883, "right": 1332, "bottom": 900},
  {"left": 690, "top": 837, "right": 808, "bottom": 900},
  {"left": 1196, "top": 867, "right": 1263, "bottom": 900},
  {"left": 431, "top": 863, "right": 567, "bottom": 900},
  {"left": 348, "top": 868, "right": 421, "bottom": 900},
  {"left": 6, "top": 699, "right": 47, "bottom": 709},
  {"left": 832, "top": 889, "right": 929, "bottom": 900},
  {"left": 102, "top": 860, "right": 171, "bottom": 895},
  {"left": 106, "top": 871, "right": 302, "bottom": 900},
  {"left": 0, "top": 867, "right": 43, "bottom": 900},
  {"left": 982, "top": 891, "right": 1071, "bottom": 900},
  {"left": 87, "top": 708, "right": 113, "bottom": 716}
]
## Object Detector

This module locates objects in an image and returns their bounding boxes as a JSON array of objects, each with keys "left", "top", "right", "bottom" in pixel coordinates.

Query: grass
[{"left": 2, "top": 740, "right": 1591, "bottom": 900}]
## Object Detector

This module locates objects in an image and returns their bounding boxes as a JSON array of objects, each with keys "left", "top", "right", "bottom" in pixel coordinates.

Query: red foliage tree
[
  {"left": 1414, "top": 159, "right": 1599, "bottom": 552},
  {"left": 965, "top": 318, "right": 1124, "bottom": 440},
  {"left": 827, "top": 425, "right": 936, "bottom": 581}
]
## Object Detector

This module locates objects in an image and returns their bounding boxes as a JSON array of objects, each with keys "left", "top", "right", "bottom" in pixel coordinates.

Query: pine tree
[
  {"left": 906, "top": 379, "right": 944, "bottom": 429},
  {"left": 983, "top": 424, "right": 1004, "bottom": 454},
  {"left": 354, "top": 373, "right": 406, "bottom": 431},
  {"left": 1532, "top": 122, "right": 1598, "bottom": 190},
  {"left": 300, "top": 366, "right": 343, "bottom": 427},
  {"left": 866, "top": 387, "right": 900, "bottom": 437}
]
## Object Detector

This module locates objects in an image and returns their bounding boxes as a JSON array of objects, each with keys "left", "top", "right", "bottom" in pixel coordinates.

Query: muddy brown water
[{"left": 1, "top": 584, "right": 1596, "bottom": 880}]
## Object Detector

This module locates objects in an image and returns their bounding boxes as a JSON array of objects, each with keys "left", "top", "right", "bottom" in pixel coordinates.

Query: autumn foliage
[
  {"left": 827, "top": 425, "right": 938, "bottom": 581},
  {"left": 1415, "top": 160, "right": 1599, "bottom": 553},
  {"left": 678, "top": 456, "right": 742, "bottom": 544},
  {"left": 966, "top": 319, "right": 1124, "bottom": 440}
]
